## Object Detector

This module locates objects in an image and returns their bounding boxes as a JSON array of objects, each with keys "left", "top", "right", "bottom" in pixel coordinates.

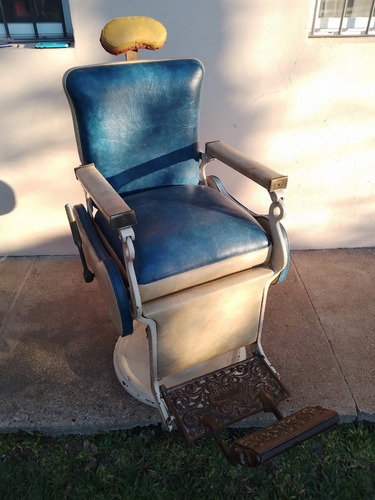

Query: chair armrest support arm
[
  {"left": 205, "top": 140, "right": 288, "bottom": 193},
  {"left": 75, "top": 163, "right": 137, "bottom": 230}
]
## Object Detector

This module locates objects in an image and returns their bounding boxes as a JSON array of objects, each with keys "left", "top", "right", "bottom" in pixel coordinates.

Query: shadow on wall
[{"left": 0, "top": 181, "right": 16, "bottom": 215}]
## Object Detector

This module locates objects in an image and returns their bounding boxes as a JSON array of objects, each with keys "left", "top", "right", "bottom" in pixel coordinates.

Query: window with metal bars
[
  {"left": 310, "top": 0, "right": 375, "bottom": 36},
  {"left": 0, "top": 0, "right": 73, "bottom": 42}
]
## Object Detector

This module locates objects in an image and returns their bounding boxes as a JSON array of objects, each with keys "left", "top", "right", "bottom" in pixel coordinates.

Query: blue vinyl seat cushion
[{"left": 95, "top": 185, "right": 271, "bottom": 301}]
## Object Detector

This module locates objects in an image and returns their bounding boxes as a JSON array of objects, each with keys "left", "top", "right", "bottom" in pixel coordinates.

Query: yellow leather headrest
[{"left": 100, "top": 16, "right": 167, "bottom": 55}]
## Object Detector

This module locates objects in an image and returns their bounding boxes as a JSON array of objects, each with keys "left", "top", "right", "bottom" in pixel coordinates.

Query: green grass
[{"left": 0, "top": 422, "right": 374, "bottom": 499}]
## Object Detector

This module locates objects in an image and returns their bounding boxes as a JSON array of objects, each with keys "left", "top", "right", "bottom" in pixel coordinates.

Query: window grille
[
  {"left": 0, "top": 0, "right": 73, "bottom": 42},
  {"left": 310, "top": 0, "right": 375, "bottom": 36}
]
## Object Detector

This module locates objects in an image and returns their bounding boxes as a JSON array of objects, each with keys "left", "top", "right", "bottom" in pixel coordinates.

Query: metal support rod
[
  {"left": 59, "top": 0, "right": 68, "bottom": 39},
  {"left": 28, "top": 0, "right": 40, "bottom": 40},
  {"left": 338, "top": 0, "right": 349, "bottom": 35},
  {"left": 0, "top": 0, "right": 11, "bottom": 39},
  {"left": 366, "top": 0, "right": 375, "bottom": 34},
  {"left": 125, "top": 49, "right": 138, "bottom": 61},
  {"left": 203, "top": 416, "right": 239, "bottom": 466},
  {"left": 259, "top": 391, "right": 284, "bottom": 420},
  {"left": 310, "top": 0, "right": 320, "bottom": 35}
]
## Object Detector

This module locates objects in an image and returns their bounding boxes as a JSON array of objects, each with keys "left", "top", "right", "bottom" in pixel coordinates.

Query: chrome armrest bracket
[{"left": 269, "top": 189, "right": 288, "bottom": 274}]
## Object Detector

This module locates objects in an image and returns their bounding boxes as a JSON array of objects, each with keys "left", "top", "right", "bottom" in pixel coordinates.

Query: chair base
[{"left": 113, "top": 320, "right": 246, "bottom": 408}]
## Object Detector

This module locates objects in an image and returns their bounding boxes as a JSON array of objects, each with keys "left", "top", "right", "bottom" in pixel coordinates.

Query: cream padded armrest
[
  {"left": 75, "top": 163, "right": 136, "bottom": 230},
  {"left": 205, "top": 140, "right": 288, "bottom": 193}
]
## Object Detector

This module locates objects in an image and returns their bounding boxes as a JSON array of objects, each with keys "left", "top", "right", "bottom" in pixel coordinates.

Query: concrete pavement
[{"left": 0, "top": 249, "right": 374, "bottom": 435}]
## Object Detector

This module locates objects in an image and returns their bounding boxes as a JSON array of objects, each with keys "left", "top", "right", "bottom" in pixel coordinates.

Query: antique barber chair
[{"left": 64, "top": 17, "right": 337, "bottom": 466}]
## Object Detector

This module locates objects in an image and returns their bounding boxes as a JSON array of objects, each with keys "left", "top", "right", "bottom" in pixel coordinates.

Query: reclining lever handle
[{"left": 65, "top": 204, "right": 95, "bottom": 283}]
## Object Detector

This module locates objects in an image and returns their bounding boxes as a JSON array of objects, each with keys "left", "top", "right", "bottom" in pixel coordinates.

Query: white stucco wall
[{"left": 0, "top": 0, "right": 374, "bottom": 255}]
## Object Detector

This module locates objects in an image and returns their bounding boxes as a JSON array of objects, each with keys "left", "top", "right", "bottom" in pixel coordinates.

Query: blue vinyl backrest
[{"left": 64, "top": 59, "right": 204, "bottom": 194}]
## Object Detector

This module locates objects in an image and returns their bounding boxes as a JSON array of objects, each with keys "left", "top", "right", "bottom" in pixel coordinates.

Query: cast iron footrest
[
  {"left": 234, "top": 406, "right": 339, "bottom": 467},
  {"left": 160, "top": 352, "right": 291, "bottom": 442}
]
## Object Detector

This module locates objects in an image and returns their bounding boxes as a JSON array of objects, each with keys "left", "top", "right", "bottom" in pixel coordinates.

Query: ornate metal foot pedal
[
  {"left": 233, "top": 406, "right": 338, "bottom": 466},
  {"left": 160, "top": 352, "right": 338, "bottom": 467}
]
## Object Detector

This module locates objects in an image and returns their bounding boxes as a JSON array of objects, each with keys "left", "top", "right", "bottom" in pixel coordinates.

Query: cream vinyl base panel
[{"left": 142, "top": 266, "right": 274, "bottom": 378}]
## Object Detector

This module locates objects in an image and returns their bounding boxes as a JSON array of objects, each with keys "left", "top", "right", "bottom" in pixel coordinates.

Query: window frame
[
  {"left": 310, "top": 0, "right": 375, "bottom": 37},
  {"left": 0, "top": 0, "right": 73, "bottom": 43}
]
